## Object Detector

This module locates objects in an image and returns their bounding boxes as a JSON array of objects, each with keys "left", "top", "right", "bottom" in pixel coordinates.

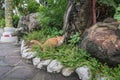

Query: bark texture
[
  {"left": 5, "top": 0, "right": 13, "bottom": 27},
  {"left": 63, "top": 0, "right": 93, "bottom": 40}
]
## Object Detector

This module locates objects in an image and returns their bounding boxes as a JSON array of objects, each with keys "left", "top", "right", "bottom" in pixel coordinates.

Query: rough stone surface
[
  {"left": 32, "top": 57, "right": 41, "bottom": 66},
  {"left": 62, "top": 67, "right": 74, "bottom": 77},
  {"left": 13, "top": 13, "right": 40, "bottom": 36},
  {"left": 79, "top": 22, "right": 120, "bottom": 66},
  {"left": 0, "top": 43, "right": 79, "bottom": 80},
  {"left": 37, "top": 59, "right": 51, "bottom": 69},
  {"left": 47, "top": 60, "right": 63, "bottom": 73},
  {"left": 76, "top": 66, "right": 91, "bottom": 80}
]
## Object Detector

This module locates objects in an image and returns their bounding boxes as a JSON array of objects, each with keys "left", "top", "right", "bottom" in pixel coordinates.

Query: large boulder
[
  {"left": 12, "top": 13, "right": 40, "bottom": 42},
  {"left": 79, "top": 22, "right": 120, "bottom": 66},
  {"left": 17, "top": 13, "right": 40, "bottom": 32}
]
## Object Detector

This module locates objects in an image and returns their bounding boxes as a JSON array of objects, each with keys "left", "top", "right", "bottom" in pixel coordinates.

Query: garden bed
[{"left": 20, "top": 39, "right": 120, "bottom": 80}]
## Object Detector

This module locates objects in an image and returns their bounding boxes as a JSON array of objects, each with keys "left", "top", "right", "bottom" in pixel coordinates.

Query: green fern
[{"left": 98, "top": 0, "right": 117, "bottom": 8}]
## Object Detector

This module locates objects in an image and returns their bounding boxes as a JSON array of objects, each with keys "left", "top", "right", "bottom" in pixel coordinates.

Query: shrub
[
  {"left": 38, "top": 0, "right": 68, "bottom": 29},
  {"left": 0, "top": 18, "right": 5, "bottom": 28},
  {"left": 26, "top": 1, "right": 40, "bottom": 14},
  {"left": 114, "top": 4, "right": 120, "bottom": 21},
  {"left": 13, "top": 15, "right": 20, "bottom": 28},
  {"left": 0, "top": 10, "right": 4, "bottom": 19}
]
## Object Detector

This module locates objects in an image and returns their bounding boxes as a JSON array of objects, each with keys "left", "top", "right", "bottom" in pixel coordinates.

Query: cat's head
[{"left": 56, "top": 36, "right": 65, "bottom": 45}]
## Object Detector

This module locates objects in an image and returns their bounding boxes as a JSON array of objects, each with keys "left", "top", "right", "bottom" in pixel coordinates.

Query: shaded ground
[{"left": 0, "top": 42, "right": 79, "bottom": 80}]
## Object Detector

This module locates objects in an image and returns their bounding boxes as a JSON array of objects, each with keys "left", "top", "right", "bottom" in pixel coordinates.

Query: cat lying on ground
[{"left": 30, "top": 36, "right": 65, "bottom": 51}]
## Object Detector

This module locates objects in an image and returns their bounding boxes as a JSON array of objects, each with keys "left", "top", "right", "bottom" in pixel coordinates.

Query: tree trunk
[
  {"left": 5, "top": 0, "right": 13, "bottom": 27},
  {"left": 63, "top": 0, "right": 93, "bottom": 40}
]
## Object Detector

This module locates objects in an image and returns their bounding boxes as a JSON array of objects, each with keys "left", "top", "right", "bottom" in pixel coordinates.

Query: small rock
[
  {"left": 22, "top": 52, "right": 29, "bottom": 58},
  {"left": 76, "top": 66, "right": 91, "bottom": 80},
  {"left": 47, "top": 60, "right": 63, "bottom": 73},
  {"left": 62, "top": 67, "right": 74, "bottom": 77},
  {"left": 22, "top": 48, "right": 31, "bottom": 54},
  {"left": 21, "top": 40, "right": 26, "bottom": 47},
  {"left": 41, "top": 59, "right": 51, "bottom": 66},
  {"left": 22, "top": 51, "right": 35, "bottom": 59},
  {"left": 26, "top": 52, "right": 36, "bottom": 59},
  {"left": 21, "top": 46, "right": 29, "bottom": 54},
  {"left": 37, "top": 59, "right": 51, "bottom": 69},
  {"left": 32, "top": 57, "right": 41, "bottom": 66}
]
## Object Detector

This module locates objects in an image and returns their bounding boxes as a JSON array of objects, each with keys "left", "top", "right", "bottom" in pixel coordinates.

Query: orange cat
[{"left": 30, "top": 36, "right": 64, "bottom": 51}]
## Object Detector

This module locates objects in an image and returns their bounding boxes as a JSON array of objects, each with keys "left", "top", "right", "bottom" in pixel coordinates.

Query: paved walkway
[{"left": 0, "top": 42, "right": 79, "bottom": 80}]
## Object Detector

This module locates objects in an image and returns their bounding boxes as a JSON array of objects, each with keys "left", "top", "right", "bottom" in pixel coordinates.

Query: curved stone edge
[{"left": 20, "top": 40, "right": 110, "bottom": 80}]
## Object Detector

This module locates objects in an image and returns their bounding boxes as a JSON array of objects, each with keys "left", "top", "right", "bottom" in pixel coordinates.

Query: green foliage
[
  {"left": 68, "top": 32, "right": 80, "bottom": 45},
  {"left": 24, "top": 30, "right": 44, "bottom": 42},
  {"left": 24, "top": 27, "right": 63, "bottom": 42},
  {"left": 33, "top": 44, "right": 90, "bottom": 68},
  {"left": 26, "top": 1, "right": 40, "bottom": 14},
  {"left": 98, "top": 0, "right": 117, "bottom": 8},
  {"left": 0, "top": 18, "right": 5, "bottom": 28},
  {"left": 114, "top": 4, "right": 120, "bottom": 21},
  {"left": 38, "top": 0, "right": 68, "bottom": 29},
  {"left": 13, "top": 0, "right": 37, "bottom": 16},
  {"left": 0, "top": 10, "right": 4, "bottom": 19},
  {"left": 13, "top": 15, "right": 20, "bottom": 28}
]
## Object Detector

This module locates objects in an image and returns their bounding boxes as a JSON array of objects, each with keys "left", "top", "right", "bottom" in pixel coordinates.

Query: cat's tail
[{"left": 30, "top": 40, "right": 43, "bottom": 47}]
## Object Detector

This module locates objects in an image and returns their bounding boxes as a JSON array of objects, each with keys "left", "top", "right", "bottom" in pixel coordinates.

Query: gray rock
[
  {"left": 37, "top": 59, "right": 51, "bottom": 69},
  {"left": 62, "top": 67, "right": 74, "bottom": 77},
  {"left": 75, "top": 66, "right": 91, "bottom": 80},
  {"left": 47, "top": 60, "right": 63, "bottom": 73},
  {"left": 79, "top": 22, "right": 120, "bottom": 66},
  {"left": 12, "top": 13, "right": 40, "bottom": 42},
  {"left": 16, "top": 13, "right": 40, "bottom": 32},
  {"left": 32, "top": 57, "right": 41, "bottom": 66}
]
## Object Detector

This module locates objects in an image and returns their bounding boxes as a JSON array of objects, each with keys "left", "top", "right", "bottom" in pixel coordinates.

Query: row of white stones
[{"left": 20, "top": 40, "right": 109, "bottom": 80}]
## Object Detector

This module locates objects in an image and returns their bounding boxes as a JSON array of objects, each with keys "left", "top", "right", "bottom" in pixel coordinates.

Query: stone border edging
[{"left": 20, "top": 40, "right": 109, "bottom": 80}]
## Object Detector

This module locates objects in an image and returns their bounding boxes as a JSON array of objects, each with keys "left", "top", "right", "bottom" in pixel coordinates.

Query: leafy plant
[
  {"left": 68, "top": 32, "right": 80, "bottom": 45},
  {"left": 98, "top": 0, "right": 117, "bottom": 8},
  {"left": 26, "top": 1, "right": 40, "bottom": 14},
  {"left": 23, "top": 27, "right": 63, "bottom": 42},
  {"left": 114, "top": 4, "right": 120, "bottom": 21},
  {"left": 38, "top": 0, "right": 68, "bottom": 29},
  {"left": 0, "top": 18, "right": 5, "bottom": 28},
  {"left": 12, "top": 0, "right": 36, "bottom": 16},
  {"left": 13, "top": 15, "right": 20, "bottom": 28},
  {"left": 24, "top": 30, "right": 45, "bottom": 42},
  {"left": 0, "top": 10, "right": 4, "bottom": 19}
]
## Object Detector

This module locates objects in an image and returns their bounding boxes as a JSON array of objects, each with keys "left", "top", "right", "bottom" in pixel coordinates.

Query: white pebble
[
  {"left": 47, "top": 60, "right": 63, "bottom": 73},
  {"left": 76, "top": 66, "right": 91, "bottom": 80},
  {"left": 62, "top": 67, "right": 74, "bottom": 77},
  {"left": 32, "top": 57, "right": 41, "bottom": 66}
]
